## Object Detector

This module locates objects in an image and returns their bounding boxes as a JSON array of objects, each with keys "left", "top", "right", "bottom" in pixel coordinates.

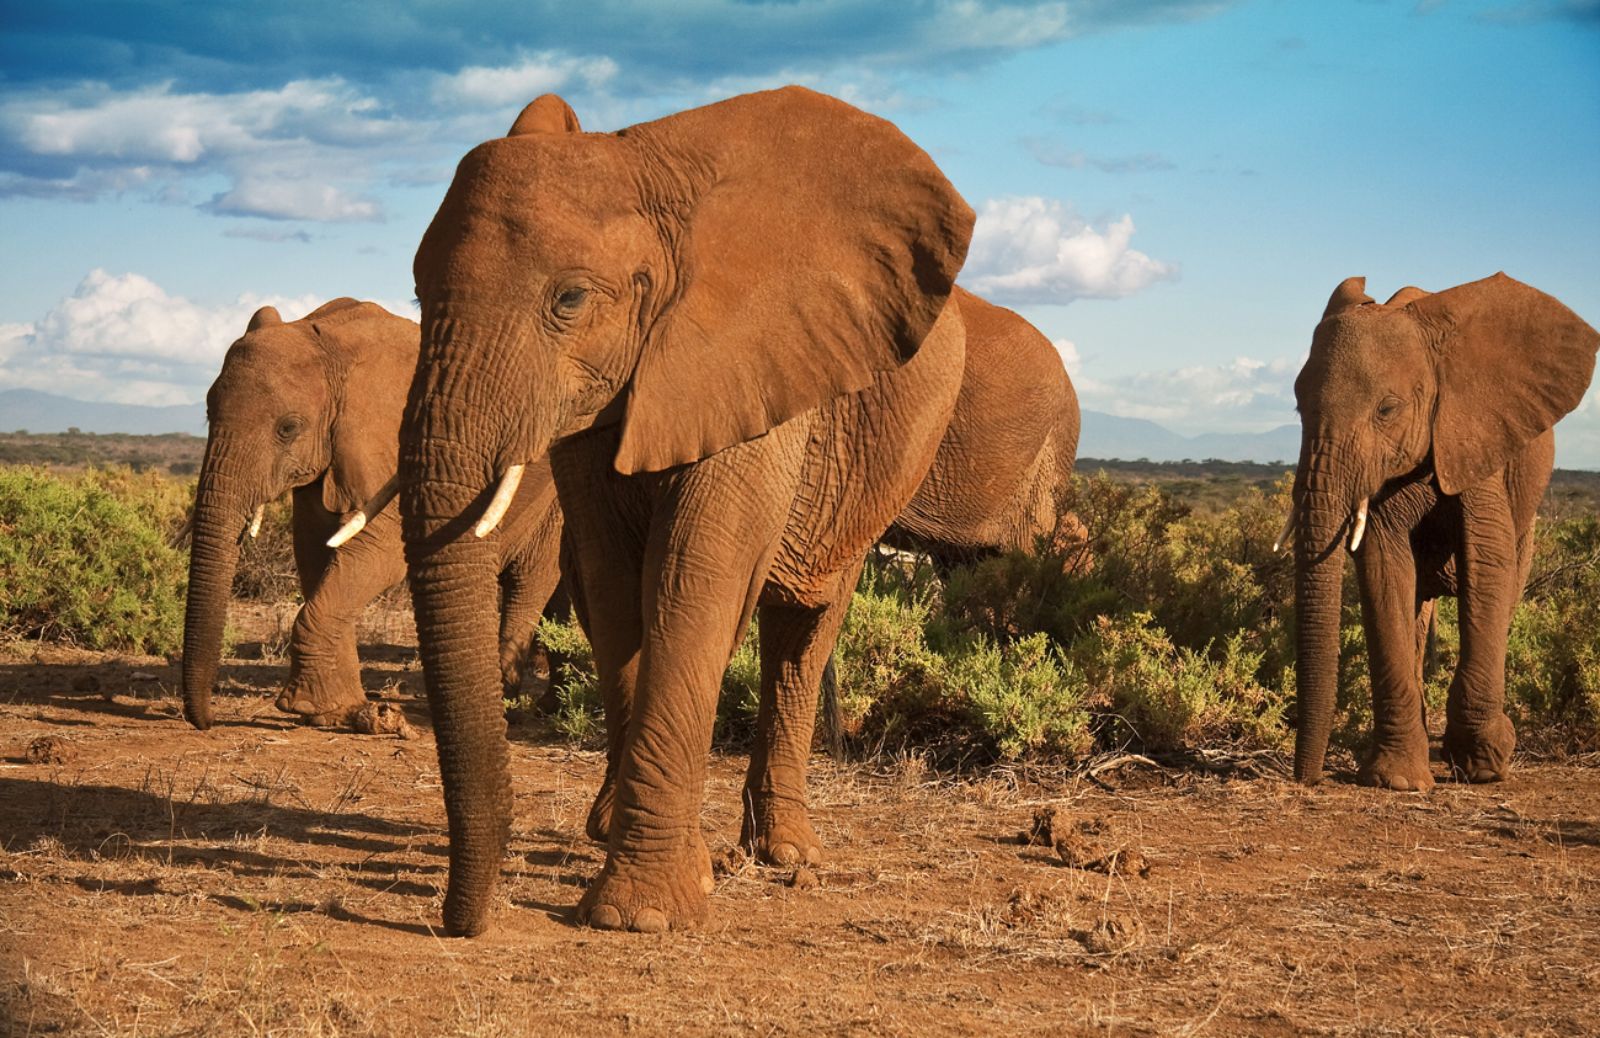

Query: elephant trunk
[
  {"left": 180, "top": 439, "right": 250, "bottom": 730},
  {"left": 400, "top": 312, "right": 546, "bottom": 937},
  {"left": 1292, "top": 452, "right": 1349, "bottom": 784}
]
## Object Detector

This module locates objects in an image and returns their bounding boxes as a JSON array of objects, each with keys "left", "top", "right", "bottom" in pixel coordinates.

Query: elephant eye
[
  {"left": 276, "top": 416, "right": 306, "bottom": 441},
  {"left": 1375, "top": 396, "right": 1402, "bottom": 422},
  {"left": 553, "top": 285, "right": 590, "bottom": 316}
]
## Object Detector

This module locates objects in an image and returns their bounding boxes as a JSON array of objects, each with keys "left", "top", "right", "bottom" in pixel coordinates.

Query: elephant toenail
[
  {"left": 803, "top": 846, "right": 822, "bottom": 866},
  {"left": 701, "top": 873, "right": 716, "bottom": 895},
  {"left": 770, "top": 842, "right": 799, "bottom": 866},
  {"left": 587, "top": 904, "right": 624, "bottom": 930},
  {"left": 632, "top": 908, "right": 668, "bottom": 934}
]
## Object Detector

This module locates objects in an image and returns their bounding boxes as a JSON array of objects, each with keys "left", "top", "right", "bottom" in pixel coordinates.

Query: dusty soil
[{"left": 2, "top": 610, "right": 1597, "bottom": 1036}]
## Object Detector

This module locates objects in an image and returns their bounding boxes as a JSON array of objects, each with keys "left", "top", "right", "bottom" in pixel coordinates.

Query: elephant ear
[
  {"left": 311, "top": 302, "right": 421, "bottom": 515},
  {"left": 1322, "top": 277, "right": 1374, "bottom": 320},
  {"left": 1416, "top": 272, "right": 1600, "bottom": 495},
  {"left": 611, "top": 86, "right": 975, "bottom": 474},
  {"left": 509, "top": 94, "right": 582, "bottom": 135}
]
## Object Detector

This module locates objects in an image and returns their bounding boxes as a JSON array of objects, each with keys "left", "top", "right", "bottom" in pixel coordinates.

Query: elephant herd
[{"left": 175, "top": 87, "right": 1599, "bottom": 935}]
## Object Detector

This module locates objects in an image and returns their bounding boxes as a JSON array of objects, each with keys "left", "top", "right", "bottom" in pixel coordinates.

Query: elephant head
[
  {"left": 400, "top": 87, "right": 972, "bottom": 934},
  {"left": 182, "top": 299, "right": 417, "bottom": 730},
  {"left": 1289, "top": 273, "right": 1599, "bottom": 783}
]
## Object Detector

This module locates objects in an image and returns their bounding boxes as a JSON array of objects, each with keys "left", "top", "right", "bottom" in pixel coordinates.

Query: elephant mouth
[
  {"left": 324, "top": 462, "right": 524, "bottom": 549},
  {"left": 1273, "top": 495, "right": 1370, "bottom": 556}
]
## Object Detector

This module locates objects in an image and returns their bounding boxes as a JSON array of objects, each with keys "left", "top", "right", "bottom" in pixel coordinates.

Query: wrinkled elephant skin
[{"left": 400, "top": 88, "right": 975, "bottom": 935}]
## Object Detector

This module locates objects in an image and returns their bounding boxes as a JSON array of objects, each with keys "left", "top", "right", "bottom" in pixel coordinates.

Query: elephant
[
  {"left": 884, "top": 285, "right": 1082, "bottom": 565},
  {"left": 1287, "top": 273, "right": 1598, "bottom": 790},
  {"left": 180, "top": 299, "right": 565, "bottom": 731},
  {"left": 399, "top": 87, "right": 974, "bottom": 935},
  {"left": 578, "top": 284, "right": 1083, "bottom": 861}
]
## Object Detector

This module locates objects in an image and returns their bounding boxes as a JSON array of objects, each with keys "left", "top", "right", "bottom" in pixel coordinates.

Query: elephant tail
[{"left": 819, "top": 653, "right": 846, "bottom": 761}]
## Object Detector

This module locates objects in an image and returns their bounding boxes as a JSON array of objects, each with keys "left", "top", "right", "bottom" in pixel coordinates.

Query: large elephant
[
  {"left": 180, "top": 299, "right": 564, "bottom": 731},
  {"left": 578, "top": 284, "right": 1083, "bottom": 864},
  {"left": 400, "top": 87, "right": 974, "bottom": 935},
  {"left": 1288, "top": 274, "right": 1598, "bottom": 789},
  {"left": 885, "top": 286, "right": 1081, "bottom": 564}
]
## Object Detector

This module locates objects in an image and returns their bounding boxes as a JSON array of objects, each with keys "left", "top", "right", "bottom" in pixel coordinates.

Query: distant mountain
[
  {"left": 1079, "top": 410, "right": 1298, "bottom": 464},
  {"left": 0, "top": 390, "right": 1307, "bottom": 464},
  {"left": 0, "top": 389, "right": 205, "bottom": 436}
]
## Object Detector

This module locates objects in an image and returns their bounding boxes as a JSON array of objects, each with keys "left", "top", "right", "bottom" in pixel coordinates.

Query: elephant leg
[
  {"left": 497, "top": 505, "right": 564, "bottom": 702},
  {"left": 741, "top": 556, "right": 862, "bottom": 866},
  {"left": 290, "top": 483, "right": 335, "bottom": 600},
  {"left": 279, "top": 510, "right": 407, "bottom": 726},
  {"left": 1442, "top": 478, "right": 1521, "bottom": 782},
  {"left": 578, "top": 429, "right": 801, "bottom": 933},
  {"left": 1354, "top": 523, "right": 1434, "bottom": 791}
]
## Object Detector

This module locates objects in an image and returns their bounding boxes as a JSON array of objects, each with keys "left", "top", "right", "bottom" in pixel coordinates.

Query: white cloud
[
  {"left": 434, "top": 53, "right": 619, "bottom": 109},
  {"left": 205, "top": 177, "right": 382, "bottom": 222},
  {"left": 963, "top": 197, "right": 1179, "bottom": 306},
  {"left": 0, "top": 78, "right": 414, "bottom": 220},
  {"left": 1554, "top": 388, "right": 1600, "bottom": 469},
  {"left": 0, "top": 269, "right": 419, "bottom": 407},
  {"left": 1072, "top": 353, "right": 1300, "bottom": 432}
]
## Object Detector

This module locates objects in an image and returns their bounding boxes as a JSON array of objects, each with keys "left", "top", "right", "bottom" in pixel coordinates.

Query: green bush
[
  {"left": 531, "top": 610, "right": 604, "bottom": 742},
  {"left": 1074, "top": 612, "right": 1287, "bottom": 753},
  {"left": 0, "top": 466, "right": 188, "bottom": 654},
  {"left": 949, "top": 632, "right": 1092, "bottom": 759},
  {"left": 1503, "top": 515, "right": 1600, "bottom": 750}
]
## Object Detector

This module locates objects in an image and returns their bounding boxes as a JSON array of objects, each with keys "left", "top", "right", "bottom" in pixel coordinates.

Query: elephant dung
[
  {"left": 351, "top": 702, "right": 415, "bottom": 739},
  {"left": 26, "top": 736, "right": 77, "bottom": 765}
]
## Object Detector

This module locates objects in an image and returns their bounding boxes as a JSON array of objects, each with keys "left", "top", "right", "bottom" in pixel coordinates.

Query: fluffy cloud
[
  {"left": 435, "top": 53, "right": 620, "bottom": 109},
  {"left": 1553, "top": 389, "right": 1600, "bottom": 470},
  {"left": 963, "top": 197, "right": 1179, "bottom": 306},
  {"left": 0, "top": 270, "right": 416, "bottom": 406},
  {"left": 0, "top": 3, "right": 1238, "bottom": 94},
  {"left": 1070, "top": 353, "right": 1300, "bottom": 432},
  {"left": 0, "top": 79, "right": 408, "bottom": 220}
]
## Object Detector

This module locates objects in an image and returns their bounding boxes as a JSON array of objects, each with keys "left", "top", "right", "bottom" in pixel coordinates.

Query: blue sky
[{"left": 2, "top": 0, "right": 1597, "bottom": 464}]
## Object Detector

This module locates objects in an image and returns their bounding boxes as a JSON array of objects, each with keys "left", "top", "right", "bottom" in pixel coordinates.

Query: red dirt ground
[{"left": 2, "top": 617, "right": 1597, "bottom": 1036}]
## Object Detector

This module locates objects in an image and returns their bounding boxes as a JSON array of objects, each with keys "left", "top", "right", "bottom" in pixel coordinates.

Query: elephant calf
[
  {"left": 1288, "top": 274, "right": 1598, "bottom": 789},
  {"left": 180, "top": 299, "right": 564, "bottom": 730}
]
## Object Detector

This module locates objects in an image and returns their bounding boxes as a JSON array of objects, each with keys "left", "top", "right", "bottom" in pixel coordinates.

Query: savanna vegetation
[{"left": 8, "top": 444, "right": 1593, "bottom": 773}]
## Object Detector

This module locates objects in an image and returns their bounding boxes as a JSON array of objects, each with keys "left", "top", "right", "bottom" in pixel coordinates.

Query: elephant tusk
[
  {"left": 248, "top": 504, "right": 265, "bottom": 540},
  {"left": 1272, "top": 502, "right": 1297, "bottom": 555},
  {"left": 325, "top": 474, "right": 402, "bottom": 549},
  {"left": 1348, "top": 498, "right": 1369, "bottom": 553},
  {"left": 326, "top": 511, "right": 367, "bottom": 548},
  {"left": 473, "top": 463, "right": 525, "bottom": 538}
]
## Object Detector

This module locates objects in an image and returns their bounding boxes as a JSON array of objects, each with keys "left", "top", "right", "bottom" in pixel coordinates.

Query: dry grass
[{"left": 2, "top": 619, "right": 1599, "bottom": 1036}]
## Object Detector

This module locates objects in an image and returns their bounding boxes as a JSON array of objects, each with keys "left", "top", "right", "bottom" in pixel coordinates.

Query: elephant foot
[
  {"left": 275, "top": 671, "right": 368, "bottom": 728},
  {"left": 739, "top": 790, "right": 823, "bottom": 867},
  {"left": 1357, "top": 729, "right": 1435, "bottom": 791},
  {"left": 578, "top": 833, "right": 716, "bottom": 934},
  {"left": 1443, "top": 715, "right": 1516, "bottom": 783},
  {"left": 585, "top": 776, "right": 615, "bottom": 844}
]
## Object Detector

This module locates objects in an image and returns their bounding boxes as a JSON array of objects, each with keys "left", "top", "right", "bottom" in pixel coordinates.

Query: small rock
[
  {"left": 26, "top": 736, "right": 77, "bottom": 765},
  {"left": 130, "top": 671, "right": 159, "bottom": 681},
  {"left": 787, "top": 866, "right": 818, "bottom": 890},
  {"left": 351, "top": 702, "right": 415, "bottom": 739}
]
